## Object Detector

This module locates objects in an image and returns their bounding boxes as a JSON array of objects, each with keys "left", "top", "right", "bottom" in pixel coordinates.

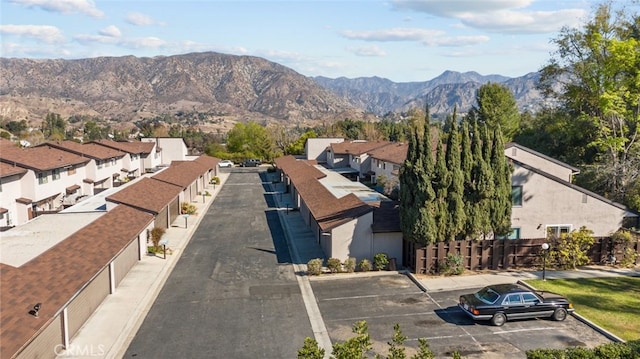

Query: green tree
[
  {"left": 297, "top": 337, "right": 325, "bottom": 359},
  {"left": 399, "top": 108, "right": 437, "bottom": 245},
  {"left": 286, "top": 130, "right": 317, "bottom": 155},
  {"left": 385, "top": 323, "right": 407, "bottom": 359},
  {"left": 445, "top": 120, "right": 466, "bottom": 241},
  {"left": 470, "top": 83, "right": 520, "bottom": 142},
  {"left": 331, "top": 321, "right": 372, "bottom": 359},
  {"left": 432, "top": 140, "right": 449, "bottom": 242},
  {"left": 489, "top": 125, "right": 513, "bottom": 236},
  {"left": 539, "top": 3, "right": 640, "bottom": 205},
  {"left": 42, "top": 112, "right": 66, "bottom": 140}
]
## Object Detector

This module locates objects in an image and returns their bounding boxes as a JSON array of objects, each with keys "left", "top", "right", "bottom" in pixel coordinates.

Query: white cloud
[
  {"left": 1, "top": 42, "right": 71, "bottom": 57},
  {"left": 120, "top": 37, "right": 168, "bottom": 49},
  {"left": 0, "top": 24, "right": 65, "bottom": 43},
  {"left": 73, "top": 33, "right": 118, "bottom": 45},
  {"left": 391, "top": 0, "right": 586, "bottom": 34},
  {"left": 99, "top": 25, "right": 121, "bottom": 38},
  {"left": 425, "top": 35, "right": 490, "bottom": 47},
  {"left": 460, "top": 9, "right": 585, "bottom": 33},
  {"left": 125, "top": 12, "right": 165, "bottom": 26},
  {"left": 346, "top": 45, "right": 387, "bottom": 57},
  {"left": 340, "top": 28, "right": 444, "bottom": 42},
  {"left": 392, "top": 0, "right": 532, "bottom": 16},
  {"left": 8, "top": 0, "right": 103, "bottom": 18}
]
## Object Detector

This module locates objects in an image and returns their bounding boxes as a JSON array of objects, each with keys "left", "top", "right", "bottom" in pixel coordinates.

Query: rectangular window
[
  {"left": 52, "top": 168, "right": 61, "bottom": 180},
  {"left": 547, "top": 225, "right": 571, "bottom": 237},
  {"left": 68, "top": 167, "right": 76, "bottom": 175},
  {"left": 512, "top": 185, "right": 523, "bottom": 206},
  {"left": 582, "top": 193, "right": 588, "bottom": 203},
  {"left": 38, "top": 172, "right": 48, "bottom": 184},
  {"left": 498, "top": 228, "right": 520, "bottom": 240},
  {"left": 97, "top": 160, "right": 103, "bottom": 169}
]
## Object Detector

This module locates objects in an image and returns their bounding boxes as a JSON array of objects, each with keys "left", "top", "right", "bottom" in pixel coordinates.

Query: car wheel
[
  {"left": 552, "top": 308, "right": 567, "bottom": 321},
  {"left": 491, "top": 313, "right": 506, "bottom": 326}
]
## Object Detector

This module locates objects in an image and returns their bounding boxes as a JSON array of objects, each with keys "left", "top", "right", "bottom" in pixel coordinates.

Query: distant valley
[{"left": 0, "top": 52, "right": 547, "bottom": 131}]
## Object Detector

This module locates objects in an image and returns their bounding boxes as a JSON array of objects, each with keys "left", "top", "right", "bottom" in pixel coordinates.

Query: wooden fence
[{"left": 406, "top": 236, "right": 640, "bottom": 274}]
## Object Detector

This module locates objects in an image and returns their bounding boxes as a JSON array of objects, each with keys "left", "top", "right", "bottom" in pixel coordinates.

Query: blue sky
[{"left": 0, "top": 0, "right": 626, "bottom": 82}]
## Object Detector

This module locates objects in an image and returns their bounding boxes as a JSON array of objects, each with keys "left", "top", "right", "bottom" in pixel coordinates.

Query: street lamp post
[{"left": 541, "top": 242, "right": 550, "bottom": 281}]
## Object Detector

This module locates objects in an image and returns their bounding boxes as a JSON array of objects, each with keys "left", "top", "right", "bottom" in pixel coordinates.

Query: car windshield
[{"left": 474, "top": 287, "right": 500, "bottom": 304}]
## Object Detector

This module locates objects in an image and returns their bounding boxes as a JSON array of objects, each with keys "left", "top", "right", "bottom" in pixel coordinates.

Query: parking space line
[
  {"left": 492, "top": 327, "right": 557, "bottom": 335},
  {"left": 325, "top": 311, "right": 437, "bottom": 323},
  {"left": 320, "top": 292, "right": 425, "bottom": 301},
  {"left": 423, "top": 292, "right": 481, "bottom": 346}
]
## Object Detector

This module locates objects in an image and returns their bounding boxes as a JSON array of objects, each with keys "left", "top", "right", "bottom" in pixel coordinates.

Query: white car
[{"left": 218, "top": 160, "right": 234, "bottom": 168}]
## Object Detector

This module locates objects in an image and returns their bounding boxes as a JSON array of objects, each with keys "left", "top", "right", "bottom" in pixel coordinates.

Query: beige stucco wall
[
  {"left": 511, "top": 163, "right": 628, "bottom": 238},
  {"left": 505, "top": 146, "right": 574, "bottom": 182},
  {"left": 306, "top": 138, "right": 343, "bottom": 162},
  {"left": 372, "top": 232, "right": 403, "bottom": 266},
  {"left": 371, "top": 159, "right": 398, "bottom": 183},
  {"left": 0, "top": 174, "right": 22, "bottom": 226},
  {"left": 326, "top": 212, "right": 374, "bottom": 261}
]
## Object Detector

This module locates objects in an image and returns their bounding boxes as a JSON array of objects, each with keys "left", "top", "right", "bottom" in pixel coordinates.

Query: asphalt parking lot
[{"left": 311, "top": 274, "right": 611, "bottom": 358}]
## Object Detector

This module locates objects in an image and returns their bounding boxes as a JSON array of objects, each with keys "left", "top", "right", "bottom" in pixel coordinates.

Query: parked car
[
  {"left": 218, "top": 160, "right": 234, "bottom": 168},
  {"left": 458, "top": 283, "right": 574, "bottom": 326},
  {"left": 241, "top": 159, "right": 262, "bottom": 167}
]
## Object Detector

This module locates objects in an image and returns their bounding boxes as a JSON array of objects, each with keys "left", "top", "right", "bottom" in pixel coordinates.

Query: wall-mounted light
[{"left": 536, "top": 224, "right": 542, "bottom": 230}]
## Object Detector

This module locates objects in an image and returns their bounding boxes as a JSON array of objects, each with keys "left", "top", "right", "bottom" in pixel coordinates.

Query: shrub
[
  {"left": 307, "top": 258, "right": 323, "bottom": 276},
  {"left": 343, "top": 257, "right": 356, "bottom": 273},
  {"left": 611, "top": 229, "right": 638, "bottom": 267},
  {"left": 439, "top": 252, "right": 464, "bottom": 276},
  {"left": 297, "top": 337, "right": 324, "bottom": 359},
  {"left": 210, "top": 176, "right": 220, "bottom": 185},
  {"left": 359, "top": 259, "right": 372, "bottom": 272},
  {"left": 150, "top": 227, "right": 166, "bottom": 251},
  {"left": 327, "top": 257, "right": 342, "bottom": 273},
  {"left": 181, "top": 202, "right": 197, "bottom": 215},
  {"left": 549, "top": 226, "right": 594, "bottom": 269},
  {"left": 374, "top": 253, "right": 389, "bottom": 271}
]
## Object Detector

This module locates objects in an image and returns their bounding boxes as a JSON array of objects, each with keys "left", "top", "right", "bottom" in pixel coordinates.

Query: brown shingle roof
[
  {"left": 368, "top": 143, "right": 408, "bottom": 165},
  {"left": 0, "top": 138, "right": 90, "bottom": 171},
  {"left": 92, "top": 139, "right": 155, "bottom": 155},
  {"left": 106, "top": 177, "right": 181, "bottom": 214},
  {"left": 275, "top": 155, "right": 372, "bottom": 231},
  {"left": 371, "top": 201, "right": 401, "bottom": 232},
  {"left": 152, "top": 161, "right": 204, "bottom": 188},
  {"left": 0, "top": 161, "right": 27, "bottom": 179},
  {"left": 43, "top": 140, "right": 125, "bottom": 160},
  {"left": 193, "top": 155, "right": 220, "bottom": 170},
  {"left": 0, "top": 205, "right": 153, "bottom": 359},
  {"left": 329, "top": 141, "right": 392, "bottom": 155}
]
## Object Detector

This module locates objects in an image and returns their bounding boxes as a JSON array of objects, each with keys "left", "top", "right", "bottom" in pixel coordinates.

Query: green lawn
[{"left": 525, "top": 276, "right": 640, "bottom": 341}]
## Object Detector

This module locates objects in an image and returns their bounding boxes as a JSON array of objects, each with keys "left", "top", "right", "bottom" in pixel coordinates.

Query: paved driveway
[
  {"left": 311, "top": 274, "right": 610, "bottom": 358},
  {"left": 124, "top": 168, "right": 313, "bottom": 358}
]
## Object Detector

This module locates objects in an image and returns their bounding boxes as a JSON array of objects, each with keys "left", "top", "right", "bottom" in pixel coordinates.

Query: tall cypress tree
[
  {"left": 460, "top": 120, "right": 475, "bottom": 239},
  {"left": 433, "top": 140, "right": 449, "bottom": 242},
  {"left": 477, "top": 123, "right": 495, "bottom": 237},
  {"left": 489, "top": 125, "right": 513, "bottom": 236},
  {"left": 400, "top": 109, "right": 437, "bottom": 245},
  {"left": 445, "top": 120, "right": 466, "bottom": 241}
]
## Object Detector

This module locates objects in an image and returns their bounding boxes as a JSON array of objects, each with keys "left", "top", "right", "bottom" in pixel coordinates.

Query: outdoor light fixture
[
  {"left": 541, "top": 243, "right": 550, "bottom": 281},
  {"left": 29, "top": 303, "right": 42, "bottom": 317}
]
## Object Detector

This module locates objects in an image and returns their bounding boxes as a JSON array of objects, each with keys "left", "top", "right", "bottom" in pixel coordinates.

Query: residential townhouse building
[
  {"left": 91, "top": 139, "right": 161, "bottom": 178},
  {"left": 305, "top": 137, "right": 344, "bottom": 162},
  {"left": 0, "top": 205, "right": 154, "bottom": 359},
  {"left": 0, "top": 162, "right": 27, "bottom": 228},
  {"left": 368, "top": 142, "right": 408, "bottom": 184},
  {"left": 325, "top": 140, "right": 393, "bottom": 182},
  {"left": 505, "top": 143, "right": 639, "bottom": 238},
  {"left": 141, "top": 137, "right": 188, "bottom": 166},
  {"left": 275, "top": 155, "right": 402, "bottom": 265},
  {"left": 41, "top": 141, "right": 127, "bottom": 194},
  {"left": 0, "top": 139, "right": 90, "bottom": 226}
]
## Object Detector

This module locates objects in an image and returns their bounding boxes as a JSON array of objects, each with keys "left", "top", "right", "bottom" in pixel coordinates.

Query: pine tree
[
  {"left": 460, "top": 120, "right": 475, "bottom": 239},
  {"left": 445, "top": 120, "right": 466, "bottom": 241}
]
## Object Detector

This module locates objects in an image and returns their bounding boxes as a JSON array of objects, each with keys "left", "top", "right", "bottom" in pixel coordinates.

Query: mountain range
[{"left": 0, "top": 52, "right": 547, "bottom": 129}]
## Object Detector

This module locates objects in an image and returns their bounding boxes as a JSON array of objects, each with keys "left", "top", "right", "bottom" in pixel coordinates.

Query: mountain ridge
[{"left": 0, "top": 52, "right": 544, "bottom": 129}]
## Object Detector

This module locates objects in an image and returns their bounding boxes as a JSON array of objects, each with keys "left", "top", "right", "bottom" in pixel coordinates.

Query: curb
[
  {"left": 516, "top": 280, "right": 625, "bottom": 343},
  {"left": 404, "top": 270, "right": 429, "bottom": 293}
]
